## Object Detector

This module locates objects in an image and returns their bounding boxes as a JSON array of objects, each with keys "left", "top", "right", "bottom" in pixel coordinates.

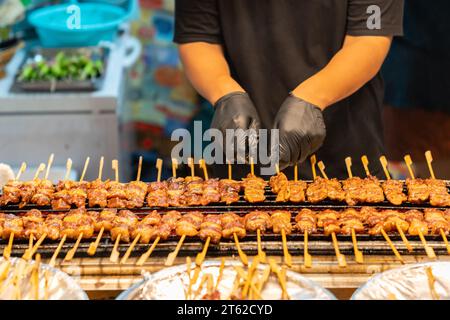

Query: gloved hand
[
  {"left": 211, "top": 92, "right": 261, "bottom": 162},
  {"left": 273, "top": 95, "right": 326, "bottom": 170}
]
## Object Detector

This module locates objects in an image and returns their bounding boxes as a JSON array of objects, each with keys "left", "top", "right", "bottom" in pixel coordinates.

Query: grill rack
[{"left": 0, "top": 180, "right": 449, "bottom": 259}]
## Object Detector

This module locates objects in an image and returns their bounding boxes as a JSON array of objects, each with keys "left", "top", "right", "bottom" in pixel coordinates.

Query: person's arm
[
  {"left": 179, "top": 42, "right": 245, "bottom": 105},
  {"left": 292, "top": 35, "right": 392, "bottom": 110}
]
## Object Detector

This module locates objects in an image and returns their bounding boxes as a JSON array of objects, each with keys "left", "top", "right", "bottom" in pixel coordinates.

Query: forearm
[
  {"left": 292, "top": 35, "right": 392, "bottom": 109},
  {"left": 179, "top": 42, "right": 244, "bottom": 105}
]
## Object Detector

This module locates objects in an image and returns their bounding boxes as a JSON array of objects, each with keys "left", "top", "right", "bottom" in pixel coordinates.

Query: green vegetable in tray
[{"left": 18, "top": 51, "right": 104, "bottom": 82}]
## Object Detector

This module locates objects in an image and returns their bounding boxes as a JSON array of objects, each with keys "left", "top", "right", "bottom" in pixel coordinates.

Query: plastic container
[{"left": 28, "top": 1, "right": 130, "bottom": 47}]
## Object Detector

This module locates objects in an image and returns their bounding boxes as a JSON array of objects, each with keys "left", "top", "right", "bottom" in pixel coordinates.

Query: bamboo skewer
[
  {"left": 199, "top": 159, "right": 208, "bottom": 180},
  {"left": 109, "top": 234, "right": 121, "bottom": 263},
  {"left": 112, "top": 159, "right": 119, "bottom": 183},
  {"left": 281, "top": 229, "right": 292, "bottom": 267},
  {"left": 294, "top": 163, "right": 298, "bottom": 181},
  {"left": 188, "top": 157, "right": 195, "bottom": 178},
  {"left": 33, "top": 163, "right": 46, "bottom": 180},
  {"left": 242, "top": 256, "right": 260, "bottom": 299},
  {"left": 426, "top": 266, "right": 440, "bottom": 300},
  {"left": 33, "top": 254, "right": 40, "bottom": 300},
  {"left": 303, "top": 230, "right": 312, "bottom": 268},
  {"left": 345, "top": 157, "right": 353, "bottom": 178},
  {"left": 195, "top": 236, "right": 210, "bottom": 267},
  {"left": 351, "top": 229, "right": 364, "bottom": 264},
  {"left": 79, "top": 157, "right": 90, "bottom": 182},
  {"left": 136, "top": 156, "right": 143, "bottom": 182},
  {"left": 23, "top": 233, "right": 47, "bottom": 260},
  {"left": 233, "top": 232, "right": 248, "bottom": 266},
  {"left": 331, "top": 232, "right": 347, "bottom": 267},
  {"left": 440, "top": 229, "right": 450, "bottom": 255},
  {"left": 172, "top": 158, "right": 178, "bottom": 178},
  {"left": 49, "top": 235, "right": 66, "bottom": 267},
  {"left": 120, "top": 234, "right": 141, "bottom": 264},
  {"left": 15, "top": 162, "right": 27, "bottom": 181},
  {"left": 256, "top": 229, "right": 266, "bottom": 263},
  {"left": 317, "top": 161, "right": 328, "bottom": 179},
  {"left": 3, "top": 233, "right": 14, "bottom": 260},
  {"left": 425, "top": 151, "right": 436, "bottom": 180},
  {"left": 156, "top": 158, "right": 163, "bottom": 182},
  {"left": 404, "top": 154, "right": 436, "bottom": 259},
  {"left": 268, "top": 258, "right": 289, "bottom": 300},
  {"left": 64, "top": 233, "right": 83, "bottom": 261},
  {"left": 165, "top": 234, "right": 186, "bottom": 266},
  {"left": 361, "top": 155, "right": 371, "bottom": 177},
  {"left": 380, "top": 229, "right": 404, "bottom": 263},
  {"left": 310, "top": 155, "right": 317, "bottom": 180},
  {"left": 249, "top": 157, "right": 255, "bottom": 176},
  {"left": 228, "top": 161, "right": 232, "bottom": 180},
  {"left": 64, "top": 158, "right": 72, "bottom": 180},
  {"left": 379, "top": 156, "right": 391, "bottom": 180},
  {"left": 44, "top": 154, "right": 54, "bottom": 180},
  {"left": 214, "top": 258, "right": 226, "bottom": 291},
  {"left": 98, "top": 156, "right": 104, "bottom": 180},
  {"left": 136, "top": 236, "right": 160, "bottom": 266}
]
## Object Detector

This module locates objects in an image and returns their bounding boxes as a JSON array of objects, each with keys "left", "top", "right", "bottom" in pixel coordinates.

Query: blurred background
[{"left": 0, "top": 0, "right": 448, "bottom": 181}]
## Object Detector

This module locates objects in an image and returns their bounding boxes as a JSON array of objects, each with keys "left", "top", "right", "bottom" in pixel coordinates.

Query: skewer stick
[
  {"left": 268, "top": 258, "right": 289, "bottom": 300},
  {"left": 0, "top": 261, "right": 10, "bottom": 287},
  {"left": 188, "top": 157, "right": 195, "bottom": 178},
  {"left": 87, "top": 227, "right": 104, "bottom": 256},
  {"left": 361, "top": 155, "right": 371, "bottom": 177},
  {"left": 112, "top": 159, "right": 119, "bottom": 182},
  {"left": 44, "top": 153, "right": 54, "bottom": 180},
  {"left": 281, "top": 229, "right": 292, "bottom": 267},
  {"left": 294, "top": 163, "right": 298, "bottom": 182},
  {"left": 64, "top": 158, "right": 72, "bottom": 180},
  {"left": 156, "top": 159, "right": 163, "bottom": 182},
  {"left": 184, "top": 257, "right": 192, "bottom": 299},
  {"left": 317, "top": 161, "right": 328, "bottom": 179},
  {"left": 256, "top": 229, "right": 266, "bottom": 263},
  {"left": 426, "top": 266, "right": 440, "bottom": 300},
  {"left": 49, "top": 235, "right": 66, "bottom": 267},
  {"left": 233, "top": 233, "right": 248, "bottom": 266},
  {"left": 242, "top": 256, "right": 260, "bottom": 299},
  {"left": 64, "top": 233, "right": 83, "bottom": 261},
  {"left": 165, "top": 234, "right": 186, "bottom": 266},
  {"left": 379, "top": 156, "right": 391, "bottom": 180},
  {"left": 351, "top": 229, "right": 364, "bottom": 264},
  {"left": 23, "top": 233, "right": 47, "bottom": 260},
  {"left": 257, "top": 264, "right": 271, "bottom": 292},
  {"left": 249, "top": 157, "right": 255, "bottom": 176},
  {"left": 98, "top": 156, "right": 104, "bottom": 180},
  {"left": 310, "top": 155, "right": 317, "bottom": 180},
  {"left": 275, "top": 164, "right": 280, "bottom": 175},
  {"left": 171, "top": 158, "right": 178, "bottom": 178},
  {"left": 120, "top": 234, "right": 141, "bottom": 264},
  {"left": 345, "top": 157, "right": 353, "bottom": 178},
  {"left": 33, "top": 163, "right": 46, "bottom": 180},
  {"left": 418, "top": 231, "right": 436, "bottom": 259},
  {"left": 199, "top": 159, "right": 208, "bottom": 180},
  {"left": 425, "top": 151, "right": 436, "bottom": 179},
  {"left": 404, "top": 155, "right": 415, "bottom": 179},
  {"left": 33, "top": 254, "right": 41, "bottom": 300},
  {"left": 79, "top": 157, "right": 90, "bottom": 182},
  {"left": 304, "top": 230, "right": 312, "bottom": 268},
  {"left": 136, "top": 156, "right": 143, "bottom": 181},
  {"left": 28, "top": 235, "right": 34, "bottom": 254},
  {"left": 228, "top": 161, "right": 232, "bottom": 180},
  {"left": 440, "top": 229, "right": 450, "bottom": 255},
  {"left": 214, "top": 258, "right": 226, "bottom": 291},
  {"left": 195, "top": 236, "right": 210, "bottom": 266},
  {"left": 136, "top": 236, "right": 160, "bottom": 266},
  {"left": 331, "top": 232, "right": 347, "bottom": 267},
  {"left": 15, "top": 162, "right": 27, "bottom": 181},
  {"left": 396, "top": 223, "right": 413, "bottom": 252},
  {"left": 109, "top": 234, "right": 121, "bottom": 263},
  {"left": 3, "top": 233, "right": 14, "bottom": 259},
  {"left": 380, "top": 229, "right": 404, "bottom": 263}
]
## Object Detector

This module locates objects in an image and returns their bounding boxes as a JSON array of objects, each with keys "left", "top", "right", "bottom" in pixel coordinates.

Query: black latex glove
[
  {"left": 211, "top": 92, "right": 261, "bottom": 163},
  {"left": 273, "top": 95, "right": 326, "bottom": 170}
]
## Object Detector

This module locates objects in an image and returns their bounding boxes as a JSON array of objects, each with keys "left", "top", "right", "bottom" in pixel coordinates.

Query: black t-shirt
[{"left": 174, "top": 0, "right": 404, "bottom": 179}]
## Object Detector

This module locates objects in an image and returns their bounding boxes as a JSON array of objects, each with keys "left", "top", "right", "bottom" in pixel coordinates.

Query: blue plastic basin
[{"left": 28, "top": 3, "right": 127, "bottom": 47}]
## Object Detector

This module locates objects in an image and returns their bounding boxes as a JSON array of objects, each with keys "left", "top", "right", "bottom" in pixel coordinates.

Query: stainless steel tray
[{"left": 117, "top": 260, "right": 336, "bottom": 300}]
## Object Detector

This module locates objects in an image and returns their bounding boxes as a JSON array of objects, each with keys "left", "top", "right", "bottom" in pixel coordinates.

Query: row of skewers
[
  {"left": 1, "top": 206, "right": 450, "bottom": 269},
  {"left": 1, "top": 152, "right": 449, "bottom": 210}
]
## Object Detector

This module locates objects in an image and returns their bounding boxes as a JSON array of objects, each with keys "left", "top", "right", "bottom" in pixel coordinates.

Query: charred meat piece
[
  {"left": 167, "top": 177, "right": 187, "bottom": 207},
  {"left": 294, "top": 209, "right": 317, "bottom": 234},
  {"left": 424, "top": 208, "right": 450, "bottom": 234},
  {"left": 382, "top": 180, "right": 407, "bottom": 205},
  {"left": 244, "top": 211, "right": 272, "bottom": 232},
  {"left": 110, "top": 210, "right": 139, "bottom": 242},
  {"left": 242, "top": 174, "right": 266, "bottom": 203},
  {"left": 199, "top": 214, "right": 222, "bottom": 243},
  {"left": 219, "top": 179, "right": 241, "bottom": 204},
  {"left": 221, "top": 213, "right": 246, "bottom": 239},
  {"left": 175, "top": 211, "right": 204, "bottom": 237},
  {"left": 270, "top": 210, "right": 292, "bottom": 234},
  {"left": 201, "top": 179, "right": 221, "bottom": 205},
  {"left": 146, "top": 181, "right": 169, "bottom": 207}
]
